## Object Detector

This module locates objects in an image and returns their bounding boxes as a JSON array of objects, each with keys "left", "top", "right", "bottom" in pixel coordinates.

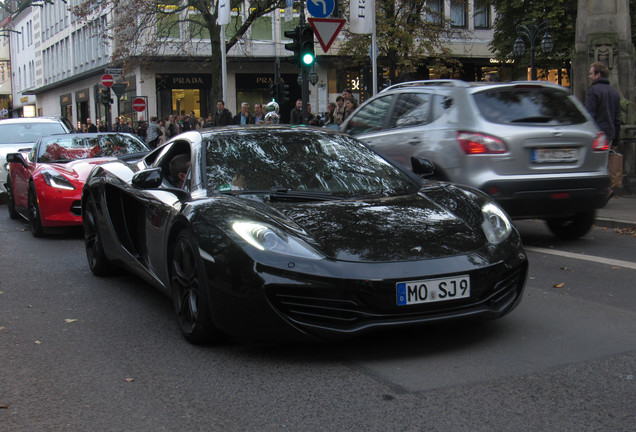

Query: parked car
[
  {"left": 0, "top": 116, "right": 75, "bottom": 200},
  {"left": 81, "top": 126, "right": 528, "bottom": 344},
  {"left": 340, "top": 80, "right": 612, "bottom": 239},
  {"left": 5, "top": 132, "right": 149, "bottom": 236}
]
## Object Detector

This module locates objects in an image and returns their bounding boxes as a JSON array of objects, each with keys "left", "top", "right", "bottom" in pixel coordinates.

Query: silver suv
[
  {"left": 340, "top": 80, "right": 612, "bottom": 239},
  {"left": 0, "top": 117, "right": 74, "bottom": 198}
]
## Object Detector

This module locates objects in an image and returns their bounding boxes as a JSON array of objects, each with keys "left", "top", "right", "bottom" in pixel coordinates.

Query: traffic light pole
[{"left": 299, "top": 0, "right": 309, "bottom": 124}]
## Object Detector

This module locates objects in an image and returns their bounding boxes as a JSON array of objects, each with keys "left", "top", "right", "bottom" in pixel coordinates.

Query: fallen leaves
[
  {"left": 553, "top": 283, "right": 565, "bottom": 288},
  {"left": 64, "top": 319, "right": 79, "bottom": 323},
  {"left": 124, "top": 378, "right": 135, "bottom": 382}
]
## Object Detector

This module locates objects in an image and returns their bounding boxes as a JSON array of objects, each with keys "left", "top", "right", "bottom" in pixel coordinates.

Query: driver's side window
[{"left": 154, "top": 141, "right": 191, "bottom": 188}]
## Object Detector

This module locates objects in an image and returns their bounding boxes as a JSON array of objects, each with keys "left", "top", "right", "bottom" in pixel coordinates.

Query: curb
[{"left": 594, "top": 217, "right": 636, "bottom": 230}]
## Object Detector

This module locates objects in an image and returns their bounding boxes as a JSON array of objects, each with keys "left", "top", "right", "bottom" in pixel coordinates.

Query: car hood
[
  {"left": 204, "top": 188, "right": 487, "bottom": 263},
  {"left": 45, "top": 157, "right": 117, "bottom": 182}
]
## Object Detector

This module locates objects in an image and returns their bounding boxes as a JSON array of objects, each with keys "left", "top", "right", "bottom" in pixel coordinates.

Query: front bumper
[{"left": 207, "top": 245, "right": 528, "bottom": 341}]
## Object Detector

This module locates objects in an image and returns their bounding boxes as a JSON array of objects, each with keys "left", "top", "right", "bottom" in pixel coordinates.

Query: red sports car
[{"left": 5, "top": 132, "right": 149, "bottom": 236}]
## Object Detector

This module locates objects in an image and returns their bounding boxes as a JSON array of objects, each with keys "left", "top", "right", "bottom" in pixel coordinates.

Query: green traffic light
[{"left": 302, "top": 53, "right": 314, "bottom": 65}]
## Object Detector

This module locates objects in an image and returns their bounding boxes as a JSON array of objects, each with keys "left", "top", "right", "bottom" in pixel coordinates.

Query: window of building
[
  {"left": 426, "top": 0, "right": 443, "bottom": 25},
  {"left": 189, "top": 14, "right": 211, "bottom": 40},
  {"left": 251, "top": 14, "right": 273, "bottom": 41},
  {"left": 157, "top": 4, "right": 182, "bottom": 39},
  {"left": 450, "top": 0, "right": 467, "bottom": 28},
  {"left": 474, "top": 0, "right": 490, "bottom": 29}
]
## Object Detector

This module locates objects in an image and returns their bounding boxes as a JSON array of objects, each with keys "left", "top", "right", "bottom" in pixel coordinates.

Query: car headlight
[
  {"left": 481, "top": 202, "right": 512, "bottom": 244},
  {"left": 232, "top": 221, "right": 324, "bottom": 260},
  {"left": 41, "top": 170, "right": 75, "bottom": 190}
]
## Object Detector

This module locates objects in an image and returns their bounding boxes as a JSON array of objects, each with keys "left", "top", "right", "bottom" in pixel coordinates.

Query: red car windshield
[{"left": 38, "top": 134, "right": 149, "bottom": 162}]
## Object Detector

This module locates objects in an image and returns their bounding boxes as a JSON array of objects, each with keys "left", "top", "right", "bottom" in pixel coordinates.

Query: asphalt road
[{"left": 1, "top": 213, "right": 635, "bottom": 431}]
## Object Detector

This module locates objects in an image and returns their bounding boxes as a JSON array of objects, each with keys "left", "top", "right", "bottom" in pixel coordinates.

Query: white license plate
[
  {"left": 532, "top": 148, "right": 578, "bottom": 163},
  {"left": 396, "top": 275, "right": 470, "bottom": 306}
]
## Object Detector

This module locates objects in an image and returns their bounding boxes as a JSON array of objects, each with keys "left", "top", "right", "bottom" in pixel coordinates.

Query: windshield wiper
[
  {"left": 268, "top": 188, "right": 343, "bottom": 202},
  {"left": 218, "top": 188, "right": 343, "bottom": 202}
]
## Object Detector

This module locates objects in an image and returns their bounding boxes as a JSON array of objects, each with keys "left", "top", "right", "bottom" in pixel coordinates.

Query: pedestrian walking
[
  {"left": 586, "top": 61, "right": 621, "bottom": 149},
  {"left": 145, "top": 116, "right": 162, "bottom": 149}
]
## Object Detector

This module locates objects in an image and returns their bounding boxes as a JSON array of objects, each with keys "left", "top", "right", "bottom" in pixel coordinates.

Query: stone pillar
[{"left": 573, "top": 0, "right": 636, "bottom": 191}]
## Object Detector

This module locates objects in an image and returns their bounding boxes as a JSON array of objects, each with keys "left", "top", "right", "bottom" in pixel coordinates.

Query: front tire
[
  {"left": 83, "top": 197, "right": 115, "bottom": 276},
  {"left": 170, "top": 230, "right": 221, "bottom": 344},
  {"left": 546, "top": 210, "right": 595, "bottom": 240},
  {"left": 6, "top": 177, "right": 18, "bottom": 220},
  {"left": 27, "top": 184, "right": 44, "bottom": 237}
]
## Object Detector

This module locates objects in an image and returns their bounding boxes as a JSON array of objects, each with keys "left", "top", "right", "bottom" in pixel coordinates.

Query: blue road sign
[{"left": 307, "top": 0, "right": 334, "bottom": 18}]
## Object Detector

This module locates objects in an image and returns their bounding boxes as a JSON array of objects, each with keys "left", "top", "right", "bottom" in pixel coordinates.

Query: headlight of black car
[
  {"left": 42, "top": 170, "right": 75, "bottom": 190},
  {"left": 232, "top": 221, "right": 324, "bottom": 260},
  {"left": 481, "top": 202, "right": 512, "bottom": 244}
]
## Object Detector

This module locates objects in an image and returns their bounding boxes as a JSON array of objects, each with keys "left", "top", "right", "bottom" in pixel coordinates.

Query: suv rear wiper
[{"left": 510, "top": 116, "right": 553, "bottom": 123}]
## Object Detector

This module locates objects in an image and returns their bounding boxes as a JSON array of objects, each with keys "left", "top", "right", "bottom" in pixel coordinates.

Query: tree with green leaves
[
  {"left": 72, "top": 0, "right": 284, "bottom": 103},
  {"left": 487, "top": 0, "right": 577, "bottom": 81},
  {"left": 337, "top": 0, "right": 458, "bottom": 88}
]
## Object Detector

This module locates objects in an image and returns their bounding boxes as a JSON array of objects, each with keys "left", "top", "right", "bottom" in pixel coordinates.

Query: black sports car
[{"left": 82, "top": 126, "right": 528, "bottom": 344}]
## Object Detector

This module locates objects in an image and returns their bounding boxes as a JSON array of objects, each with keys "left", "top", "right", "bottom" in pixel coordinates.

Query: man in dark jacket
[
  {"left": 586, "top": 61, "right": 621, "bottom": 148},
  {"left": 213, "top": 100, "right": 233, "bottom": 126}
]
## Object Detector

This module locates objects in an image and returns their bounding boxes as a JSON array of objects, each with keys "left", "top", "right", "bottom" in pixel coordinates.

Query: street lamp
[{"left": 513, "top": 20, "right": 554, "bottom": 80}]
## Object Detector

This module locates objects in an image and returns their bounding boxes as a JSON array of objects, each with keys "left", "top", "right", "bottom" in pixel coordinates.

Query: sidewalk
[{"left": 595, "top": 193, "right": 636, "bottom": 229}]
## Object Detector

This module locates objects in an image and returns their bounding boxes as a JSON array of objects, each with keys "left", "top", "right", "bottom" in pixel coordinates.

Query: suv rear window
[
  {"left": 473, "top": 88, "right": 587, "bottom": 126},
  {"left": 0, "top": 123, "right": 69, "bottom": 144}
]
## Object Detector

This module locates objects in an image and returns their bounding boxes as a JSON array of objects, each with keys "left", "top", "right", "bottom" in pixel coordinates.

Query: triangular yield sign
[{"left": 308, "top": 18, "right": 346, "bottom": 53}]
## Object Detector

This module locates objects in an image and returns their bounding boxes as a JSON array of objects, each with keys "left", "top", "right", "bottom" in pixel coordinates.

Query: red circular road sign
[
  {"left": 101, "top": 74, "right": 114, "bottom": 87},
  {"left": 132, "top": 97, "right": 147, "bottom": 112}
]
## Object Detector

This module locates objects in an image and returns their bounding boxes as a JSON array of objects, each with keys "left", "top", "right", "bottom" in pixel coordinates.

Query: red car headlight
[{"left": 41, "top": 170, "right": 75, "bottom": 190}]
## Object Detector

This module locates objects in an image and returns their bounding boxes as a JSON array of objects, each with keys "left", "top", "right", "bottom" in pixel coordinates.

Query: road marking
[{"left": 525, "top": 246, "right": 636, "bottom": 270}]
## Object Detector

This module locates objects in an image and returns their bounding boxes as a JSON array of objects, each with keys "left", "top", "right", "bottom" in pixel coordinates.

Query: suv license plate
[
  {"left": 396, "top": 275, "right": 470, "bottom": 306},
  {"left": 532, "top": 148, "right": 578, "bottom": 163}
]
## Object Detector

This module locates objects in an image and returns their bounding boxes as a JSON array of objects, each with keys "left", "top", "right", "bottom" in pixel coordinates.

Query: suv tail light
[
  {"left": 457, "top": 131, "right": 507, "bottom": 154},
  {"left": 592, "top": 132, "right": 609, "bottom": 151}
]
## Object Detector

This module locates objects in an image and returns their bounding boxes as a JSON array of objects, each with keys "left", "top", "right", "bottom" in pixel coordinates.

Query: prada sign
[{"left": 156, "top": 74, "right": 211, "bottom": 90}]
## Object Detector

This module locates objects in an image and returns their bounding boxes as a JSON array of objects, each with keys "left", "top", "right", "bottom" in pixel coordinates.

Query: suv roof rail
[{"left": 381, "top": 79, "right": 471, "bottom": 92}]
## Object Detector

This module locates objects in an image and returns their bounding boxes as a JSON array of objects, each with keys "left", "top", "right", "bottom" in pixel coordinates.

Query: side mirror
[
  {"left": 132, "top": 168, "right": 163, "bottom": 189},
  {"left": 6, "top": 152, "right": 28, "bottom": 168},
  {"left": 411, "top": 156, "right": 436, "bottom": 177}
]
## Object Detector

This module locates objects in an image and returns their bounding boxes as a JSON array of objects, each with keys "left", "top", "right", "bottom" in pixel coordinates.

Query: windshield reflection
[{"left": 203, "top": 130, "right": 418, "bottom": 198}]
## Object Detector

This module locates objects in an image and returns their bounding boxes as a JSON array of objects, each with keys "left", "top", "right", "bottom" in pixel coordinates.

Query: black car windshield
[
  {"left": 0, "top": 122, "right": 67, "bottom": 144},
  {"left": 37, "top": 134, "right": 149, "bottom": 162},
  {"left": 473, "top": 88, "right": 588, "bottom": 125},
  {"left": 203, "top": 129, "right": 418, "bottom": 198}
]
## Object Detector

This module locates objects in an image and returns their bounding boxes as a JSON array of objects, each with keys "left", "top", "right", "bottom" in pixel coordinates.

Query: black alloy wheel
[
  {"left": 170, "top": 230, "right": 220, "bottom": 344},
  {"left": 83, "top": 197, "right": 114, "bottom": 276},
  {"left": 27, "top": 184, "right": 44, "bottom": 237},
  {"left": 6, "top": 176, "right": 18, "bottom": 220}
]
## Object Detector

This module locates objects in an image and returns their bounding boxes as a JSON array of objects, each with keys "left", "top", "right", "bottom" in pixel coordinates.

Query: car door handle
[{"left": 407, "top": 138, "right": 421, "bottom": 146}]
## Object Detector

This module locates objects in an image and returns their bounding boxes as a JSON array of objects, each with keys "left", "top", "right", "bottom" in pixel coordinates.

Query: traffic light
[
  {"left": 278, "top": 83, "right": 290, "bottom": 105},
  {"left": 268, "top": 83, "right": 278, "bottom": 101},
  {"left": 100, "top": 87, "right": 112, "bottom": 105},
  {"left": 300, "top": 27, "right": 315, "bottom": 66},
  {"left": 284, "top": 26, "right": 301, "bottom": 65}
]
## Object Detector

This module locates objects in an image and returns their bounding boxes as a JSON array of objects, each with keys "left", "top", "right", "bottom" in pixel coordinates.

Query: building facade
[{"left": 7, "top": 0, "right": 497, "bottom": 128}]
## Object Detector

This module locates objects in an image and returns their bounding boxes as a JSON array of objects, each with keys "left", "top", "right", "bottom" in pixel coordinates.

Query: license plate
[
  {"left": 396, "top": 275, "right": 470, "bottom": 306},
  {"left": 532, "top": 148, "right": 578, "bottom": 163}
]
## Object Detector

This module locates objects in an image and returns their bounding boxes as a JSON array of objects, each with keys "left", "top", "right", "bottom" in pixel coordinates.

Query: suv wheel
[{"left": 545, "top": 210, "right": 595, "bottom": 240}]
